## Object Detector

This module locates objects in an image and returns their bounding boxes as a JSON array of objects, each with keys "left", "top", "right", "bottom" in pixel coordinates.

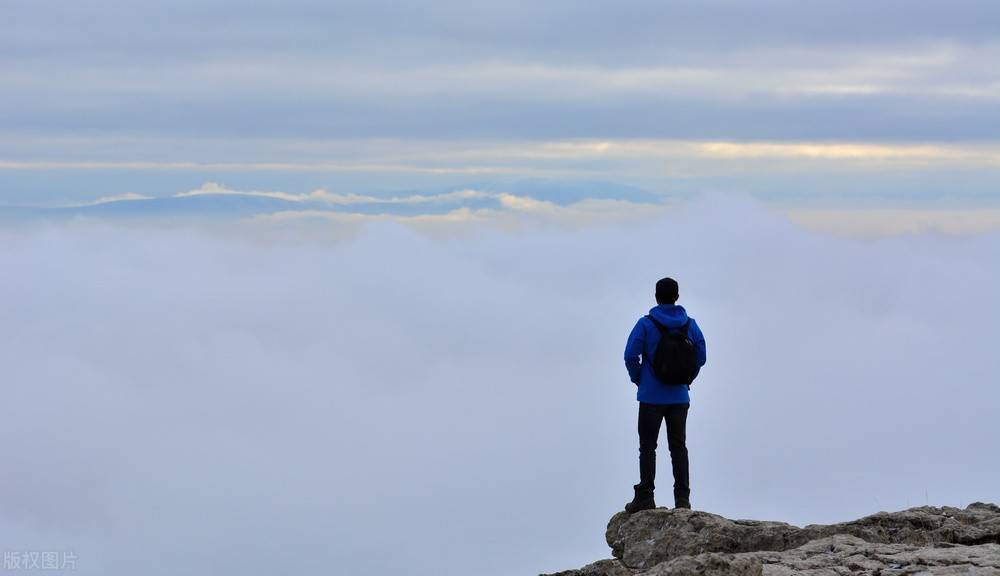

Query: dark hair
[{"left": 655, "top": 277, "right": 679, "bottom": 304}]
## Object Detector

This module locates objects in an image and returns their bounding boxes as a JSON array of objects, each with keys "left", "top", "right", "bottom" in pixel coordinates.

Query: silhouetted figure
[{"left": 623, "top": 277, "right": 707, "bottom": 512}]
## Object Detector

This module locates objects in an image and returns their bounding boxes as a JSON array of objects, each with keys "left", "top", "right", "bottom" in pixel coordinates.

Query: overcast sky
[
  {"left": 5, "top": 0, "right": 1000, "bottom": 139},
  {"left": 3, "top": 0, "right": 1000, "bottom": 213}
]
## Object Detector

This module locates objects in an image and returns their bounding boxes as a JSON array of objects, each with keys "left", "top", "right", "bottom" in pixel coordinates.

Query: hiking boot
[
  {"left": 673, "top": 487, "right": 691, "bottom": 510},
  {"left": 624, "top": 484, "right": 656, "bottom": 513}
]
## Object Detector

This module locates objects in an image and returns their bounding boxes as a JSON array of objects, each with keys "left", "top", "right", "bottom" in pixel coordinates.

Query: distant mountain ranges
[{"left": 0, "top": 180, "right": 664, "bottom": 222}]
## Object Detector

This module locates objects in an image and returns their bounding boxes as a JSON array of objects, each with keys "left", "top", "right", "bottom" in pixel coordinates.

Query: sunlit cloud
[
  {"left": 249, "top": 195, "right": 669, "bottom": 229},
  {"left": 694, "top": 142, "right": 983, "bottom": 161},
  {"left": 176, "top": 182, "right": 499, "bottom": 205},
  {"left": 5, "top": 139, "right": 1000, "bottom": 173},
  {"left": 70, "top": 192, "right": 154, "bottom": 207}
]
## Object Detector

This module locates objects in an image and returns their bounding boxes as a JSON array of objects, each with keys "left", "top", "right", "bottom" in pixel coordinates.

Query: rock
[
  {"left": 540, "top": 558, "right": 634, "bottom": 576},
  {"left": 804, "top": 502, "right": 1000, "bottom": 547},
  {"left": 753, "top": 534, "right": 1000, "bottom": 576},
  {"left": 546, "top": 502, "right": 1000, "bottom": 576},
  {"left": 638, "top": 553, "right": 763, "bottom": 576},
  {"left": 605, "top": 508, "right": 809, "bottom": 569}
]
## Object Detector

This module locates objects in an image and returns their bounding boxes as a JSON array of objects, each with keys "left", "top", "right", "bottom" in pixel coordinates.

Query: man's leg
[
  {"left": 639, "top": 403, "right": 664, "bottom": 492},
  {"left": 638, "top": 402, "right": 664, "bottom": 492},
  {"left": 626, "top": 403, "right": 663, "bottom": 512},
  {"left": 664, "top": 403, "right": 690, "bottom": 508}
]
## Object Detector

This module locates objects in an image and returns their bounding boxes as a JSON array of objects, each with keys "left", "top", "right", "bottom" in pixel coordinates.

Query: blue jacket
[{"left": 624, "top": 304, "right": 707, "bottom": 404}]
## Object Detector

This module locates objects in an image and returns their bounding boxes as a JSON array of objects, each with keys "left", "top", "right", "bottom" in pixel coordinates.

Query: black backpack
[{"left": 646, "top": 315, "right": 698, "bottom": 386}]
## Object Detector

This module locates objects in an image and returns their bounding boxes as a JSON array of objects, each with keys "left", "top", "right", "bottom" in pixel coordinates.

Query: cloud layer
[
  {"left": 1, "top": 194, "right": 998, "bottom": 575},
  {"left": 9, "top": 181, "right": 1000, "bottom": 236},
  {"left": 4, "top": 0, "right": 1000, "bottom": 141}
]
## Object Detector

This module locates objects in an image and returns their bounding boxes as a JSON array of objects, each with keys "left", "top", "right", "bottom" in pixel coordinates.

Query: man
[{"left": 623, "top": 277, "right": 707, "bottom": 512}]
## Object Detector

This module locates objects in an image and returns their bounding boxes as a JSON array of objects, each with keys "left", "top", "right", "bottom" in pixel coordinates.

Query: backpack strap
[
  {"left": 645, "top": 314, "right": 667, "bottom": 334},
  {"left": 679, "top": 319, "right": 691, "bottom": 334}
]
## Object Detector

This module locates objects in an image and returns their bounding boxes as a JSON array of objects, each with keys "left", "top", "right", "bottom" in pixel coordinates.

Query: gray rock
[
  {"left": 547, "top": 502, "right": 1000, "bottom": 576},
  {"left": 605, "top": 508, "right": 810, "bottom": 569},
  {"left": 637, "top": 553, "right": 763, "bottom": 576},
  {"left": 804, "top": 502, "right": 1000, "bottom": 547},
  {"left": 606, "top": 503, "right": 1000, "bottom": 570},
  {"left": 540, "top": 558, "right": 634, "bottom": 576},
  {"left": 752, "top": 534, "right": 1000, "bottom": 576}
]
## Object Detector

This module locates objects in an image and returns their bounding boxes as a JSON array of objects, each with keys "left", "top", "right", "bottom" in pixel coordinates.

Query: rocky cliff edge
[{"left": 543, "top": 502, "right": 1000, "bottom": 575}]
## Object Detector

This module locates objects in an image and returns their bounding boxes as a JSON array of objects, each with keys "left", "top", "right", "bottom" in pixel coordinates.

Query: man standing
[{"left": 623, "top": 277, "right": 707, "bottom": 512}]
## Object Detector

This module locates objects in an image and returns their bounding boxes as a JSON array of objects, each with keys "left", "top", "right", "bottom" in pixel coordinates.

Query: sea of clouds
[{"left": 1, "top": 194, "right": 997, "bottom": 575}]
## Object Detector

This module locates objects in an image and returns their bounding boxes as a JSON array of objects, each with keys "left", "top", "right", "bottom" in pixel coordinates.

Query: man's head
[{"left": 655, "top": 277, "right": 679, "bottom": 305}]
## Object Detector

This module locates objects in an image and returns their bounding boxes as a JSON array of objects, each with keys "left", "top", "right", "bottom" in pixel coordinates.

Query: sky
[
  {"left": 2, "top": 2, "right": 1000, "bottom": 575},
  {"left": 2, "top": 0, "right": 1000, "bottom": 230}
]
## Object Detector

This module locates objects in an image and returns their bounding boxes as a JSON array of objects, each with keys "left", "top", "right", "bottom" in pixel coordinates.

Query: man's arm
[
  {"left": 690, "top": 318, "right": 707, "bottom": 367},
  {"left": 624, "top": 319, "right": 645, "bottom": 384}
]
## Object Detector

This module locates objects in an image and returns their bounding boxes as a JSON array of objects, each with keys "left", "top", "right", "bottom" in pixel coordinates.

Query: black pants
[{"left": 637, "top": 402, "right": 690, "bottom": 504}]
